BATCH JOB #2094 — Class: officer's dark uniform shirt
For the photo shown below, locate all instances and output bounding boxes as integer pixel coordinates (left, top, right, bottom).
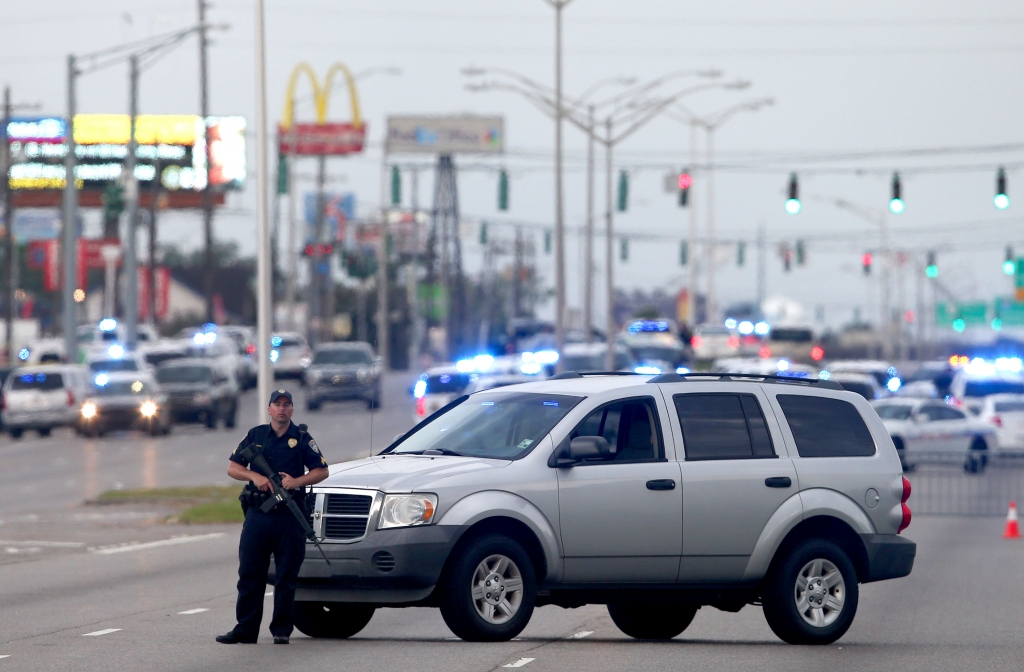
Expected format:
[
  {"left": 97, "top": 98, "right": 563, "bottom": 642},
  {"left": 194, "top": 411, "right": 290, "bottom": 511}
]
[{"left": 229, "top": 422, "right": 327, "bottom": 483}]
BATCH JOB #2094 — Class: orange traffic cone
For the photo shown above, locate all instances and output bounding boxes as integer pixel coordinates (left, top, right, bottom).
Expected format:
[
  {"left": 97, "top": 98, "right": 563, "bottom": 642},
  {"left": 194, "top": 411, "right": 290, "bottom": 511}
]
[{"left": 1004, "top": 501, "right": 1021, "bottom": 539}]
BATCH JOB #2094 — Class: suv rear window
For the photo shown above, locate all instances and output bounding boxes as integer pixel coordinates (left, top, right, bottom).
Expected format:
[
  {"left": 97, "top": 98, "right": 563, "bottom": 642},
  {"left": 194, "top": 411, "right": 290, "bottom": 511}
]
[
  {"left": 674, "top": 393, "right": 775, "bottom": 460},
  {"left": 426, "top": 373, "right": 471, "bottom": 394},
  {"left": 777, "top": 395, "right": 876, "bottom": 457},
  {"left": 10, "top": 372, "right": 65, "bottom": 391}
]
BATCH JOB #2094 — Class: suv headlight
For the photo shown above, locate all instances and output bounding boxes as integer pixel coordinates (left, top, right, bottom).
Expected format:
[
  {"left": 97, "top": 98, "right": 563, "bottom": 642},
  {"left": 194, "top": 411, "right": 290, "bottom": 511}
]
[
  {"left": 378, "top": 494, "right": 437, "bottom": 529},
  {"left": 194, "top": 393, "right": 212, "bottom": 405},
  {"left": 356, "top": 368, "right": 371, "bottom": 383}
]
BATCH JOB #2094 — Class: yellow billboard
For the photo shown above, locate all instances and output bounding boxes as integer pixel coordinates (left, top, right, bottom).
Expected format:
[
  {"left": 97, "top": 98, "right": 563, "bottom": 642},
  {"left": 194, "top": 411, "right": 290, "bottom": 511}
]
[{"left": 73, "top": 114, "right": 199, "bottom": 146}]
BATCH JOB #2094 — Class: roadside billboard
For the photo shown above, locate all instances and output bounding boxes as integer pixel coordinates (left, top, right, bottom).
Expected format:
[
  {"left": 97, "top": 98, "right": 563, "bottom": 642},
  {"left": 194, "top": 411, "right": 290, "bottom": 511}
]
[
  {"left": 385, "top": 115, "right": 504, "bottom": 155},
  {"left": 277, "top": 123, "right": 366, "bottom": 156}
]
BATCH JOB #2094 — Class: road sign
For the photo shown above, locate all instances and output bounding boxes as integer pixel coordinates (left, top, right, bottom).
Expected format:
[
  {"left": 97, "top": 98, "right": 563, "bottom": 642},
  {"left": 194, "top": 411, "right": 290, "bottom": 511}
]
[{"left": 277, "top": 123, "right": 366, "bottom": 156}]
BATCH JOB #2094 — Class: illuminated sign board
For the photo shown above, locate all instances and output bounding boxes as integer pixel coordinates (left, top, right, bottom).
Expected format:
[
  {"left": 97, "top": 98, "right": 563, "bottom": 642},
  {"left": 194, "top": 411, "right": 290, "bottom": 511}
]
[{"left": 5, "top": 114, "right": 246, "bottom": 192}]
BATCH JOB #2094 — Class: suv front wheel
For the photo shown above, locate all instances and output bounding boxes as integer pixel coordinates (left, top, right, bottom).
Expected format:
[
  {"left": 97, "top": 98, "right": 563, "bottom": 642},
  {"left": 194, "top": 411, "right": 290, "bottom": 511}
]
[
  {"left": 439, "top": 534, "right": 537, "bottom": 642},
  {"left": 762, "top": 539, "right": 859, "bottom": 645},
  {"left": 608, "top": 601, "right": 698, "bottom": 639},
  {"left": 293, "top": 602, "right": 375, "bottom": 638}
]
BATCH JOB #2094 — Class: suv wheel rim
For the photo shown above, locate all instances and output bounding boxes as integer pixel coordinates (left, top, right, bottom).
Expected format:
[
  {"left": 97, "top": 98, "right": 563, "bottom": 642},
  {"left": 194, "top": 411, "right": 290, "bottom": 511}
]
[
  {"left": 794, "top": 558, "right": 845, "bottom": 628},
  {"left": 470, "top": 554, "right": 523, "bottom": 624}
]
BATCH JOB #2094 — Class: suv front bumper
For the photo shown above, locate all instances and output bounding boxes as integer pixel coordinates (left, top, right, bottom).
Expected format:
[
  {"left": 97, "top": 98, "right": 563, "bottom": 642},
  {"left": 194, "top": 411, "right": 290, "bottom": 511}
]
[
  {"left": 860, "top": 534, "right": 916, "bottom": 583},
  {"left": 284, "top": 525, "right": 467, "bottom": 605}
]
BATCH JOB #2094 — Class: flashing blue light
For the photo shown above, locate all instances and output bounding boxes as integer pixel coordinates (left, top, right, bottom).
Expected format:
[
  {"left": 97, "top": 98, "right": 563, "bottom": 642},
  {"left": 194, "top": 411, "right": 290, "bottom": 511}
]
[
  {"left": 780, "top": 370, "right": 811, "bottom": 379},
  {"left": 534, "top": 350, "right": 559, "bottom": 365},
  {"left": 455, "top": 359, "right": 475, "bottom": 373},
  {"left": 724, "top": 318, "right": 738, "bottom": 330},
  {"left": 439, "top": 374, "right": 452, "bottom": 384},
  {"left": 754, "top": 321, "right": 770, "bottom": 336},
  {"left": 270, "top": 336, "right": 283, "bottom": 347},
  {"left": 542, "top": 401, "right": 559, "bottom": 407},
  {"left": 628, "top": 319, "right": 670, "bottom": 334},
  {"left": 413, "top": 380, "right": 427, "bottom": 398},
  {"left": 269, "top": 349, "right": 280, "bottom": 363},
  {"left": 98, "top": 318, "right": 117, "bottom": 332},
  {"left": 676, "top": 367, "right": 690, "bottom": 374},
  {"left": 777, "top": 359, "right": 791, "bottom": 372},
  {"left": 95, "top": 373, "right": 109, "bottom": 386},
  {"left": 995, "top": 357, "right": 1023, "bottom": 373},
  {"left": 474, "top": 354, "right": 495, "bottom": 372},
  {"left": 19, "top": 373, "right": 33, "bottom": 383},
  {"left": 17, "top": 348, "right": 29, "bottom": 361},
  {"left": 738, "top": 321, "right": 754, "bottom": 335},
  {"left": 202, "top": 322, "right": 217, "bottom": 332},
  {"left": 887, "top": 377, "right": 902, "bottom": 393},
  {"left": 887, "top": 366, "right": 898, "bottom": 377},
  {"left": 635, "top": 365, "right": 662, "bottom": 375},
  {"left": 819, "top": 370, "right": 831, "bottom": 380},
  {"left": 481, "top": 401, "right": 495, "bottom": 406},
  {"left": 520, "top": 362, "right": 542, "bottom": 375},
  {"left": 35, "top": 373, "right": 46, "bottom": 382},
  {"left": 107, "top": 344, "right": 125, "bottom": 359}
]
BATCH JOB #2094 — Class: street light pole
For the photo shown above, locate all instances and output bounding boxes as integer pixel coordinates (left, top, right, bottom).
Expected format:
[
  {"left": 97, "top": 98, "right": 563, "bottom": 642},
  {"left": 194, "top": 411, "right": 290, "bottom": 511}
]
[
  {"left": 583, "top": 103, "right": 594, "bottom": 343},
  {"left": 604, "top": 118, "right": 614, "bottom": 368},
  {"left": 62, "top": 55, "right": 78, "bottom": 363},
  {"left": 686, "top": 120, "right": 698, "bottom": 324},
  {"left": 254, "top": 0, "right": 273, "bottom": 416},
  {"left": 124, "top": 55, "right": 140, "bottom": 350}
]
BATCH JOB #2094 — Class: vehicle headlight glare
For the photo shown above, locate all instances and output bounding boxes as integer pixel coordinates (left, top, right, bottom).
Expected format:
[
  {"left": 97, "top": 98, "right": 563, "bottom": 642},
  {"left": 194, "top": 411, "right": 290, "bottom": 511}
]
[
  {"left": 81, "top": 403, "right": 97, "bottom": 419},
  {"left": 378, "top": 493, "right": 437, "bottom": 529},
  {"left": 140, "top": 401, "right": 157, "bottom": 417},
  {"left": 194, "top": 393, "right": 212, "bottom": 405},
  {"left": 356, "top": 368, "right": 371, "bottom": 383}
]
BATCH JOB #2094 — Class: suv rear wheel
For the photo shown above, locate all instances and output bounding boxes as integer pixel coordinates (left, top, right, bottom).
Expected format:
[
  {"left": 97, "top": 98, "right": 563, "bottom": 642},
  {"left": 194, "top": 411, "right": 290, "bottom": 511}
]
[
  {"left": 607, "top": 601, "right": 698, "bottom": 639},
  {"left": 439, "top": 534, "right": 537, "bottom": 642},
  {"left": 762, "top": 539, "right": 859, "bottom": 645},
  {"left": 293, "top": 602, "right": 375, "bottom": 638}
]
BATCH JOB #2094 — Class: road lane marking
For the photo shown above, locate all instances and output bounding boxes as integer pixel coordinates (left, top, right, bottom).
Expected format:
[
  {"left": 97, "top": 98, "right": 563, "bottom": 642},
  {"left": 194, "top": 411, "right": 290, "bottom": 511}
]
[
  {"left": 0, "top": 655, "right": 9, "bottom": 659},
  {"left": 178, "top": 608, "right": 209, "bottom": 615},
  {"left": 0, "top": 540, "right": 84, "bottom": 547},
  {"left": 503, "top": 659, "right": 535, "bottom": 668},
  {"left": 82, "top": 629, "right": 121, "bottom": 637},
  {"left": 90, "top": 533, "right": 224, "bottom": 555},
  {"left": 568, "top": 631, "right": 593, "bottom": 639}
]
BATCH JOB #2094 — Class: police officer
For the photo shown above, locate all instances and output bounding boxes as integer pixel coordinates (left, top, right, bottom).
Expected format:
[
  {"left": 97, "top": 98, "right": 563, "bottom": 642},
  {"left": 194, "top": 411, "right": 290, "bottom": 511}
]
[{"left": 217, "top": 389, "right": 329, "bottom": 645}]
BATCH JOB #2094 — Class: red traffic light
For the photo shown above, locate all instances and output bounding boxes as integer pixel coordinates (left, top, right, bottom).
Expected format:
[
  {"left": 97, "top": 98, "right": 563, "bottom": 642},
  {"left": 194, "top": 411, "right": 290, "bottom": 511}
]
[
  {"left": 304, "top": 243, "right": 335, "bottom": 257},
  {"left": 861, "top": 252, "right": 873, "bottom": 266},
  {"left": 678, "top": 173, "right": 693, "bottom": 190}
]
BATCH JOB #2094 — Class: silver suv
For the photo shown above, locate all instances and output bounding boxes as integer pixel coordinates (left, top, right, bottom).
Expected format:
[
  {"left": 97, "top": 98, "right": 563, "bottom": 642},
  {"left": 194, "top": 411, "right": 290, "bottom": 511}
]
[{"left": 292, "top": 372, "right": 915, "bottom": 645}]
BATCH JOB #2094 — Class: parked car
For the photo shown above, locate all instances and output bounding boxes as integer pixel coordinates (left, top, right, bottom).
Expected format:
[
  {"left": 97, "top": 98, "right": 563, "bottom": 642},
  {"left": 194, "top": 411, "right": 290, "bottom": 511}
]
[
  {"left": 949, "top": 369, "right": 1024, "bottom": 403},
  {"left": 187, "top": 334, "right": 250, "bottom": 390},
  {"left": 764, "top": 325, "right": 820, "bottom": 363},
  {"left": 79, "top": 372, "right": 172, "bottom": 437},
  {"left": 154, "top": 358, "right": 238, "bottom": 429},
  {"left": 412, "top": 366, "right": 474, "bottom": 425},
  {"left": 85, "top": 350, "right": 149, "bottom": 381},
  {"left": 973, "top": 393, "right": 1024, "bottom": 457},
  {"left": 559, "top": 343, "right": 636, "bottom": 373},
  {"left": 690, "top": 324, "right": 739, "bottom": 360},
  {"left": 871, "top": 398, "right": 995, "bottom": 472},
  {"left": 1, "top": 365, "right": 92, "bottom": 438},
  {"left": 270, "top": 332, "right": 311, "bottom": 380},
  {"left": 829, "top": 372, "right": 885, "bottom": 401},
  {"left": 619, "top": 333, "right": 690, "bottom": 374},
  {"left": 304, "top": 342, "right": 382, "bottom": 411},
  {"left": 826, "top": 360, "right": 897, "bottom": 392},
  {"left": 296, "top": 372, "right": 915, "bottom": 646},
  {"left": 219, "top": 326, "right": 259, "bottom": 389}
]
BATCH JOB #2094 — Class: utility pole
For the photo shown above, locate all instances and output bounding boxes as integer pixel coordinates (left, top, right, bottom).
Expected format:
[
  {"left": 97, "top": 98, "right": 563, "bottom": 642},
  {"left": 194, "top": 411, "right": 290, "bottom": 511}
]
[
  {"left": 123, "top": 55, "right": 140, "bottom": 350},
  {"left": 407, "top": 168, "right": 421, "bottom": 368},
  {"left": 285, "top": 129, "right": 297, "bottom": 330},
  {"left": 62, "top": 55, "right": 79, "bottom": 363},
  {"left": 513, "top": 227, "right": 524, "bottom": 318},
  {"left": 686, "top": 121, "right": 699, "bottom": 325},
  {"left": 254, "top": 0, "right": 273, "bottom": 417},
  {"left": 550, "top": 0, "right": 571, "bottom": 366},
  {"left": 377, "top": 151, "right": 390, "bottom": 368},
  {"left": 757, "top": 221, "right": 766, "bottom": 309},
  {"left": 705, "top": 126, "right": 717, "bottom": 323},
  {"left": 198, "top": 0, "right": 215, "bottom": 323},
  {"left": 147, "top": 159, "right": 161, "bottom": 325},
  {"left": 583, "top": 104, "right": 594, "bottom": 343},
  {"left": 2, "top": 87, "right": 12, "bottom": 363},
  {"left": 309, "top": 155, "right": 326, "bottom": 346},
  {"left": 604, "top": 117, "right": 615, "bottom": 369}
]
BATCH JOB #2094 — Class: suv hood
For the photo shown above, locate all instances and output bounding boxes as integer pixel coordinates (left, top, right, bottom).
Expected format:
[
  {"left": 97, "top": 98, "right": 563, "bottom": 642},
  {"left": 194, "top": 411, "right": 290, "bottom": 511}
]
[
  {"left": 159, "top": 382, "right": 207, "bottom": 393},
  {"left": 319, "top": 455, "right": 511, "bottom": 492}
]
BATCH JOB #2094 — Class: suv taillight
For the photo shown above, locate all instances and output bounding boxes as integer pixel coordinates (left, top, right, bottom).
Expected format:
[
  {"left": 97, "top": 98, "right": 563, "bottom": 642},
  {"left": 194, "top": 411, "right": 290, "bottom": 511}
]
[
  {"left": 898, "top": 476, "right": 912, "bottom": 534},
  {"left": 992, "top": 415, "right": 1003, "bottom": 427},
  {"left": 67, "top": 390, "right": 76, "bottom": 407}
]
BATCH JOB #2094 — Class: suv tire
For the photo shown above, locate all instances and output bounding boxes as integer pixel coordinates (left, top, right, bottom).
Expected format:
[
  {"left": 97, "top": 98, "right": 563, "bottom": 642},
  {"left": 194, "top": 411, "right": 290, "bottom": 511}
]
[
  {"left": 37, "top": 427, "right": 52, "bottom": 438},
  {"left": 205, "top": 410, "right": 218, "bottom": 430},
  {"left": 225, "top": 403, "right": 238, "bottom": 429},
  {"left": 8, "top": 428, "right": 23, "bottom": 439},
  {"left": 439, "top": 533, "right": 537, "bottom": 642},
  {"left": 293, "top": 602, "right": 375, "bottom": 638},
  {"left": 307, "top": 398, "right": 321, "bottom": 412},
  {"left": 607, "top": 601, "right": 698, "bottom": 639},
  {"left": 762, "top": 539, "right": 859, "bottom": 645}
]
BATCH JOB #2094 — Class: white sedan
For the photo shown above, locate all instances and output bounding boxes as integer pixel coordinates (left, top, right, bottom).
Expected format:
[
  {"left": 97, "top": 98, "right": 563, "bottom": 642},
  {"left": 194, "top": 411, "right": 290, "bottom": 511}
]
[
  {"left": 871, "top": 398, "right": 996, "bottom": 473},
  {"left": 972, "top": 394, "right": 1024, "bottom": 457}
]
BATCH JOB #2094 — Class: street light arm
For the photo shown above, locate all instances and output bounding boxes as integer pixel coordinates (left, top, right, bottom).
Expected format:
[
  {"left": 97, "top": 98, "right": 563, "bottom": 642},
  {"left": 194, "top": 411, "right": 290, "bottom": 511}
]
[
  {"left": 462, "top": 66, "right": 556, "bottom": 100},
  {"left": 610, "top": 81, "right": 736, "bottom": 144},
  {"left": 703, "top": 97, "right": 775, "bottom": 130},
  {"left": 591, "top": 69, "right": 722, "bottom": 113}
]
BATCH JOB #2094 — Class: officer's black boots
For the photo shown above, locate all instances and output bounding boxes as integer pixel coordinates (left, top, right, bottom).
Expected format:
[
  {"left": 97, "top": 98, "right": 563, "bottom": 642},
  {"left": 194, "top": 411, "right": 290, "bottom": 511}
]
[
  {"left": 274, "top": 636, "right": 289, "bottom": 644},
  {"left": 216, "top": 631, "right": 258, "bottom": 644}
]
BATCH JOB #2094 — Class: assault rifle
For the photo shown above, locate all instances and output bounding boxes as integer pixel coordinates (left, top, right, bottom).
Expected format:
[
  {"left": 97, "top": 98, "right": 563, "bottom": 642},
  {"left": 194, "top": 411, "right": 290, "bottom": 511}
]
[{"left": 237, "top": 423, "right": 331, "bottom": 565}]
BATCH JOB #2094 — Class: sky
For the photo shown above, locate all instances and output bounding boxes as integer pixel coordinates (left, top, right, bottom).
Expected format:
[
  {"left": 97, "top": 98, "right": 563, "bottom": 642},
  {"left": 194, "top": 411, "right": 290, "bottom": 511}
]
[{"left": 3, "top": 0, "right": 1024, "bottom": 333}]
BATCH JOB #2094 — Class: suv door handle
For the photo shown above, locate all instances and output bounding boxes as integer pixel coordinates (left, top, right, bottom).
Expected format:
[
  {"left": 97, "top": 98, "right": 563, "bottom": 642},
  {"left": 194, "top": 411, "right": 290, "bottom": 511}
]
[
  {"left": 765, "top": 477, "right": 792, "bottom": 488},
  {"left": 646, "top": 479, "right": 676, "bottom": 491}
]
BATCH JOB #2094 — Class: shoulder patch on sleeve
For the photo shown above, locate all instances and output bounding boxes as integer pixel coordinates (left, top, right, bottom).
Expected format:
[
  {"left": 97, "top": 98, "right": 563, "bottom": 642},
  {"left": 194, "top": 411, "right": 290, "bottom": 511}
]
[{"left": 308, "top": 439, "right": 321, "bottom": 454}]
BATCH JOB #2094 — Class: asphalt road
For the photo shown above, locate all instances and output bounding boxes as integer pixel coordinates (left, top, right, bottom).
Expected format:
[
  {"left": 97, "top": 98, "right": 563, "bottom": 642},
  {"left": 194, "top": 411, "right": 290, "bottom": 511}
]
[{"left": 1, "top": 375, "right": 1023, "bottom": 670}]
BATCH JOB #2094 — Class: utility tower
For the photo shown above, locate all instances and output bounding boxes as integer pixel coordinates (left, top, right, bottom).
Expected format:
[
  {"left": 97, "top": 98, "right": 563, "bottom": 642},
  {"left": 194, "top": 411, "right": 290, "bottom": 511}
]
[{"left": 427, "top": 155, "right": 464, "bottom": 359}]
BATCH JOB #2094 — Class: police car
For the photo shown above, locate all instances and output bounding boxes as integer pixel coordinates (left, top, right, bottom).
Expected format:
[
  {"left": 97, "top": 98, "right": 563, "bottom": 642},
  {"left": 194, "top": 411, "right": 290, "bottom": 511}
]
[{"left": 871, "top": 398, "right": 995, "bottom": 472}]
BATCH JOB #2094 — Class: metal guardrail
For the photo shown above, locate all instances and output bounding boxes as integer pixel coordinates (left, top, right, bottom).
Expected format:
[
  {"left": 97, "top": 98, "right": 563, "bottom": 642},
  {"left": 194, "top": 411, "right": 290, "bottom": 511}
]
[{"left": 906, "top": 454, "right": 1024, "bottom": 516}]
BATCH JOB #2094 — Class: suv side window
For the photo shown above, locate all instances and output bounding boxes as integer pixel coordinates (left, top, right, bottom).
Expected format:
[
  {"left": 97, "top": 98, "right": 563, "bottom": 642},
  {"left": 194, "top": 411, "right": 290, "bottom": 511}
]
[
  {"left": 776, "top": 394, "right": 876, "bottom": 457},
  {"left": 674, "top": 393, "right": 776, "bottom": 460},
  {"left": 570, "top": 397, "right": 662, "bottom": 463}
]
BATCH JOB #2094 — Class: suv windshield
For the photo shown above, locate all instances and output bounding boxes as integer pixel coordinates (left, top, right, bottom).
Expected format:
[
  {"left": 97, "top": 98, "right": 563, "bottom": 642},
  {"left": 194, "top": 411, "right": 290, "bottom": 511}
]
[
  {"left": 156, "top": 366, "right": 213, "bottom": 384},
  {"left": 387, "top": 392, "right": 582, "bottom": 459},
  {"left": 95, "top": 380, "right": 150, "bottom": 396},
  {"left": 313, "top": 349, "right": 372, "bottom": 366},
  {"left": 89, "top": 359, "right": 139, "bottom": 373},
  {"left": 145, "top": 351, "right": 185, "bottom": 366},
  {"left": 875, "top": 404, "right": 914, "bottom": 420},
  {"left": 10, "top": 372, "right": 64, "bottom": 391}
]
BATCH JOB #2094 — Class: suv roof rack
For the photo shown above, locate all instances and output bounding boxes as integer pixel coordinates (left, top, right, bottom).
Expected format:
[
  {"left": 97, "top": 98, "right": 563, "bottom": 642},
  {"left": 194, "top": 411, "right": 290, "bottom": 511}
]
[
  {"left": 645, "top": 371, "right": 844, "bottom": 390},
  {"left": 548, "top": 371, "right": 637, "bottom": 380}
]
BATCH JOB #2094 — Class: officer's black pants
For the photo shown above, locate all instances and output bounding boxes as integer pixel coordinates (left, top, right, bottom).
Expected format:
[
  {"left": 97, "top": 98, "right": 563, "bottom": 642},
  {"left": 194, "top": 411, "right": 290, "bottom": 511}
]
[{"left": 233, "top": 506, "right": 306, "bottom": 638}]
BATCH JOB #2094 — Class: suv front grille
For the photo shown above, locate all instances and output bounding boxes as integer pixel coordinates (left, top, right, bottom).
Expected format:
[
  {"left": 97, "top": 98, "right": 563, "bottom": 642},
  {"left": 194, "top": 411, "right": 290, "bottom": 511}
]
[
  {"left": 326, "top": 494, "right": 372, "bottom": 515},
  {"left": 324, "top": 517, "right": 368, "bottom": 540}
]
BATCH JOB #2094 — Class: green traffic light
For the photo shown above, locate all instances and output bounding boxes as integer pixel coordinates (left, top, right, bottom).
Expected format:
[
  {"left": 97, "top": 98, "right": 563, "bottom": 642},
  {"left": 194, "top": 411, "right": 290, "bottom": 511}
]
[
  {"left": 1003, "top": 260, "right": 1015, "bottom": 275},
  {"left": 926, "top": 264, "right": 938, "bottom": 278}
]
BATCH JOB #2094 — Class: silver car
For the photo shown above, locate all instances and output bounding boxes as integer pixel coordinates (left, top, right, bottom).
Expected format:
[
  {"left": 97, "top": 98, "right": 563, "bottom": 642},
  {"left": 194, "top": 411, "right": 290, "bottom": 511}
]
[
  {"left": 1, "top": 365, "right": 91, "bottom": 438},
  {"left": 293, "top": 372, "right": 915, "bottom": 646},
  {"left": 872, "top": 397, "right": 995, "bottom": 472}
]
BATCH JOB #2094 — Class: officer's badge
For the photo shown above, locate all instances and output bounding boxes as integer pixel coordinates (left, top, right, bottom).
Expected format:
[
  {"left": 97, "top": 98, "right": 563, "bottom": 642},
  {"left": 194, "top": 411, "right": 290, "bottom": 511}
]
[
  {"left": 288, "top": 438, "right": 298, "bottom": 448},
  {"left": 309, "top": 439, "right": 321, "bottom": 454}
]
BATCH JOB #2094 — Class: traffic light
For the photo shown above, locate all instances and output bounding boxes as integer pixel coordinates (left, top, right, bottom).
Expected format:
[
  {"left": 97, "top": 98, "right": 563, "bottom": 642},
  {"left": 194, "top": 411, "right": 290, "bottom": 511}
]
[
  {"left": 795, "top": 239, "right": 806, "bottom": 266},
  {"left": 498, "top": 169, "right": 509, "bottom": 211},
  {"left": 544, "top": 229, "right": 551, "bottom": 254},
  {"left": 303, "top": 243, "right": 335, "bottom": 257},
  {"left": 277, "top": 154, "right": 289, "bottom": 195},
  {"left": 926, "top": 251, "right": 938, "bottom": 278},
  {"left": 102, "top": 182, "right": 125, "bottom": 225},
  {"left": 785, "top": 173, "right": 801, "bottom": 215},
  {"left": 479, "top": 221, "right": 488, "bottom": 245},
  {"left": 889, "top": 172, "right": 905, "bottom": 214},
  {"left": 737, "top": 241, "right": 745, "bottom": 266},
  {"left": 390, "top": 165, "right": 401, "bottom": 205},
  {"left": 862, "top": 252, "right": 873, "bottom": 275},
  {"left": 780, "top": 243, "right": 792, "bottom": 272},
  {"left": 995, "top": 167, "right": 1009, "bottom": 210},
  {"left": 678, "top": 170, "right": 692, "bottom": 207},
  {"left": 620, "top": 237, "right": 629, "bottom": 262},
  {"left": 679, "top": 240, "right": 688, "bottom": 266},
  {"left": 1004, "top": 246, "right": 1015, "bottom": 275},
  {"left": 617, "top": 170, "right": 628, "bottom": 212}
]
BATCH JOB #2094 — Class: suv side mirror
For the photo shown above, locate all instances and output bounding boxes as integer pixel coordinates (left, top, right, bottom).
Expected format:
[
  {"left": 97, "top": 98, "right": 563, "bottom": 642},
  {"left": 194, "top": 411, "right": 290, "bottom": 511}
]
[{"left": 569, "top": 436, "right": 611, "bottom": 460}]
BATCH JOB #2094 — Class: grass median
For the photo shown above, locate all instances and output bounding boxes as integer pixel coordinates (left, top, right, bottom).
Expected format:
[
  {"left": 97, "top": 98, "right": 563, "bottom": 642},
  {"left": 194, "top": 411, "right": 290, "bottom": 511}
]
[{"left": 91, "top": 485, "right": 245, "bottom": 524}]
